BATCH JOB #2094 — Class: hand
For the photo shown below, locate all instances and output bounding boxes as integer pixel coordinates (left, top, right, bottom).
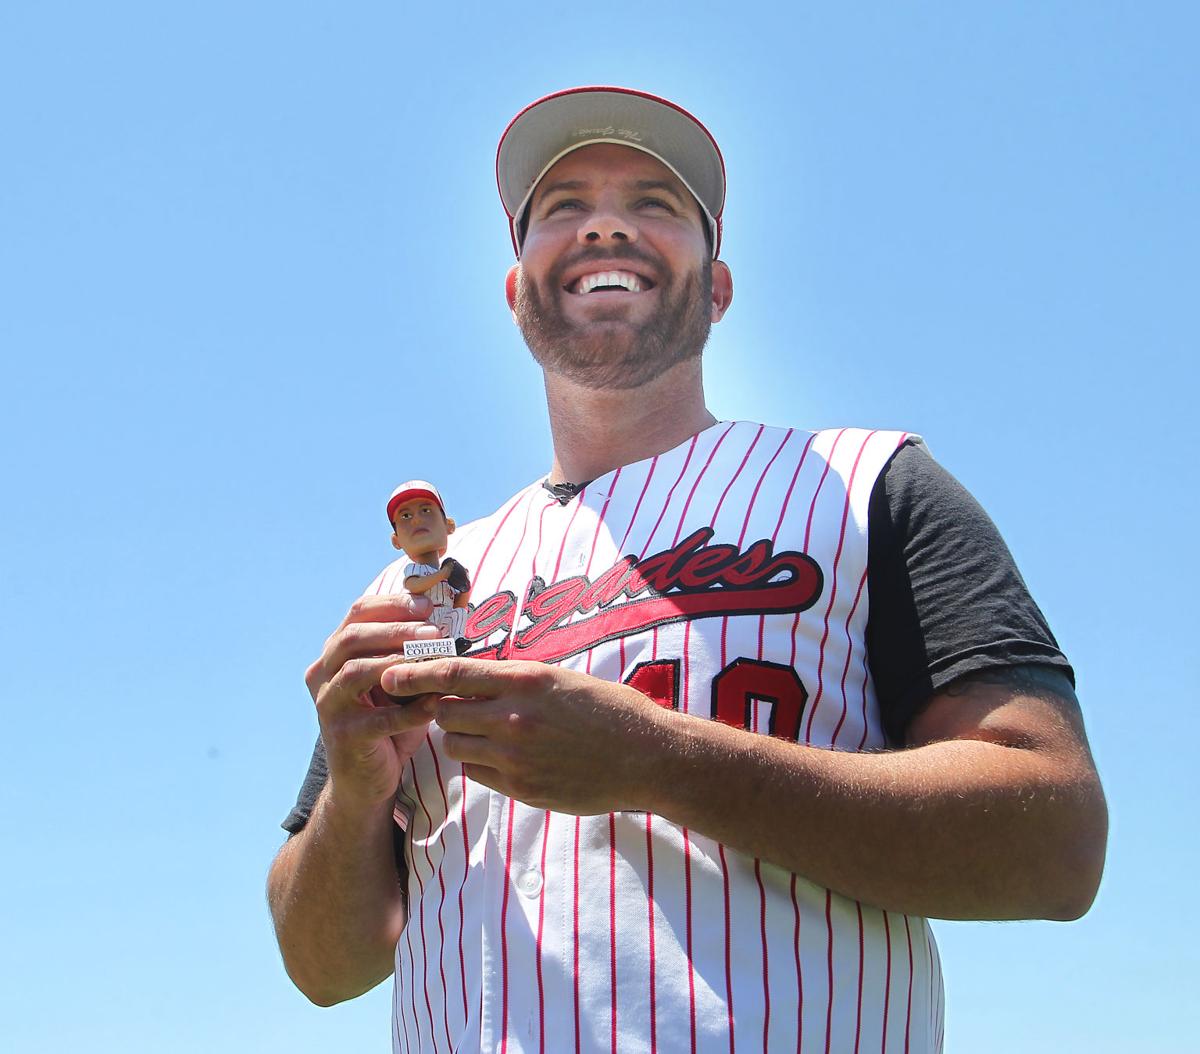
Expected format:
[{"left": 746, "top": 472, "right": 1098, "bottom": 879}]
[
  {"left": 380, "top": 659, "right": 669, "bottom": 814},
  {"left": 305, "top": 594, "right": 447, "bottom": 812}
]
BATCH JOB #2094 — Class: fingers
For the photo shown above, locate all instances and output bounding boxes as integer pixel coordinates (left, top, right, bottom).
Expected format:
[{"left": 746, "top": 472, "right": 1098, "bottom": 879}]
[
  {"left": 322, "top": 620, "right": 443, "bottom": 677},
  {"left": 381, "top": 657, "right": 550, "bottom": 701},
  {"left": 441, "top": 730, "right": 506, "bottom": 768},
  {"left": 337, "top": 593, "right": 432, "bottom": 630},
  {"left": 318, "top": 654, "right": 419, "bottom": 716},
  {"left": 306, "top": 593, "right": 441, "bottom": 698}
]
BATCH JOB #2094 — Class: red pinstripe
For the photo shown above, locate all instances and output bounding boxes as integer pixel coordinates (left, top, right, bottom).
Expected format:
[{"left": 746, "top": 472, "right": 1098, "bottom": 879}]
[
  {"left": 791, "top": 874, "right": 803, "bottom": 1054},
  {"left": 396, "top": 918, "right": 413, "bottom": 1054},
  {"left": 473, "top": 488, "right": 534, "bottom": 596},
  {"left": 454, "top": 768, "right": 471, "bottom": 1032},
  {"left": 743, "top": 428, "right": 794, "bottom": 542},
  {"left": 409, "top": 763, "right": 447, "bottom": 1054},
  {"left": 789, "top": 430, "right": 843, "bottom": 686},
  {"left": 533, "top": 491, "right": 586, "bottom": 1052},
  {"left": 755, "top": 859, "right": 770, "bottom": 1053},
  {"left": 675, "top": 423, "right": 746, "bottom": 1053},
  {"left": 420, "top": 736, "right": 456, "bottom": 1047},
  {"left": 804, "top": 430, "right": 877, "bottom": 744},
  {"left": 421, "top": 740, "right": 469, "bottom": 1034},
  {"left": 535, "top": 808, "right": 552, "bottom": 1054},
  {"left": 573, "top": 468, "right": 623, "bottom": 1054},
  {"left": 498, "top": 797, "right": 517, "bottom": 1054},
  {"left": 854, "top": 901, "right": 865, "bottom": 1054},
  {"left": 823, "top": 889, "right": 834, "bottom": 1054},
  {"left": 719, "top": 842, "right": 736, "bottom": 1054},
  {"left": 573, "top": 815, "right": 582, "bottom": 1054},
  {"left": 636, "top": 432, "right": 702, "bottom": 555},
  {"left": 403, "top": 826, "right": 425, "bottom": 1054},
  {"left": 881, "top": 910, "right": 892, "bottom": 1054},
  {"left": 437, "top": 497, "right": 535, "bottom": 1054},
  {"left": 925, "top": 922, "right": 936, "bottom": 1049},
  {"left": 903, "top": 915, "right": 914, "bottom": 1054},
  {"left": 683, "top": 619, "right": 697, "bottom": 1054},
  {"left": 856, "top": 648, "right": 873, "bottom": 751},
  {"left": 617, "top": 457, "right": 659, "bottom": 553},
  {"left": 604, "top": 438, "right": 701, "bottom": 1052},
  {"left": 830, "top": 567, "right": 870, "bottom": 749},
  {"left": 672, "top": 422, "right": 736, "bottom": 540},
  {"left": 646, "top": 812, "right": 658, "bottom": 1054},
  {"left": 712, "top": 423, "right": 764, "bottom": 527},
  {"left": 609, "top": 811, "right": 618, "bottom": 1054},
  {"left": 489, "top": 492, "right": 547, "bottom": 1051},
  {"left": 497, "top": 495, "right": 546, "bottom": 659}
]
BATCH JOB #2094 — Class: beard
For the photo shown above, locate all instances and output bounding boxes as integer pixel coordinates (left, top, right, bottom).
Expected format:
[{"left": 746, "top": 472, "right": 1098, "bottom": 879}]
[{"left": 513, "top": 248, "right": 713, "bottom": 391}]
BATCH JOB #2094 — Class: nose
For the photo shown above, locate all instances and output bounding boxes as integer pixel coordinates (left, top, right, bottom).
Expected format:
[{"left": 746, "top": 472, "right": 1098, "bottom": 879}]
[{"left": 578, "top": 201, "right": 638, "bottom": 247}]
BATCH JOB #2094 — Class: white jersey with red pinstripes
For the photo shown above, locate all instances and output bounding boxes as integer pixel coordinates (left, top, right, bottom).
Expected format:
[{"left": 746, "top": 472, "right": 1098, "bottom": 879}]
[{"left": 368, "top": 422, "right": 945, "bottom": 1054}]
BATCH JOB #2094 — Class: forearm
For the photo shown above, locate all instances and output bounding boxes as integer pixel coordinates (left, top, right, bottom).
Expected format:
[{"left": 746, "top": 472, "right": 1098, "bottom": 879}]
[
  {"left": 267, "top": 787, "right": 407, "bottom": 1005},
  {"left": 636, "top": 709, "right": 1106, "bottom": 921}
]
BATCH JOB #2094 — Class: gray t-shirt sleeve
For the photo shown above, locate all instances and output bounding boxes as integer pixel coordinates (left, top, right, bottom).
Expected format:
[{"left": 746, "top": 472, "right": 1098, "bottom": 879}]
[{"left": 865, "top": 440, "right": 1074, "bottom": 744}]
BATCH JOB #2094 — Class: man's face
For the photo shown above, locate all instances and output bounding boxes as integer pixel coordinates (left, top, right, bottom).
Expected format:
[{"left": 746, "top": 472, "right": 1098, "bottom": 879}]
[
  {"left": 390, "top": 498, "right": 450, "bottom": 559},
  {"left": 510, "top": 143, "right": 729, "bottom": 391}
]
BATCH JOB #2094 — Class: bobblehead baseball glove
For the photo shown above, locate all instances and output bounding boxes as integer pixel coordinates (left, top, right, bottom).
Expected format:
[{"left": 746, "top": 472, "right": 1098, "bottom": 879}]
[{"left": 441, "top": 557, "right": 471, "bottom": 593}]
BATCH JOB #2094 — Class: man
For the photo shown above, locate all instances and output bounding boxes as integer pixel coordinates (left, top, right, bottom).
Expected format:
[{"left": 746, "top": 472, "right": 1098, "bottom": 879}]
[{"left": 269, "top": 87, "right": 1107, "bottom": 1053}]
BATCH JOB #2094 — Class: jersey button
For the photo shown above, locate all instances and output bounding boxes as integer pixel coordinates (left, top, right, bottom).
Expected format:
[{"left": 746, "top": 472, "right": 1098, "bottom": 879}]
[{"left": 517, "top": 868, "right": 543, "bottom": 897}]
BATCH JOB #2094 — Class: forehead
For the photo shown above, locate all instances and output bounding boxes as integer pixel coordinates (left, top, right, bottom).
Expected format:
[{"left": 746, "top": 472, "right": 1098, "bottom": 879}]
[{"left": 532, "top": 142, "right": 692, "bottom": 202}]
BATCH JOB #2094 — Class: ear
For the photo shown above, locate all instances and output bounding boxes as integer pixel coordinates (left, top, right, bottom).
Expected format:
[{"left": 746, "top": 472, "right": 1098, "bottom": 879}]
[
  {"left": 445, "top": 517, "right": 456, "bottom": 535},
  {"left": 710, "top": 260, "right": 734, "bottom": 323},
  {"left": 391, "top": 533, "right": 402, "bottom": 551},
  {"left": 505, "top": 264, "right": 521, "bottom": 321}
]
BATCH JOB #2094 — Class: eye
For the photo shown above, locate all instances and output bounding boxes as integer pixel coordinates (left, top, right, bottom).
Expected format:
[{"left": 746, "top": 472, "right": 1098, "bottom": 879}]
[
  {"left": 547, "top": 199, "right": 584, "bottom": 214},
  {"left": 637, "top": 197, "right": 675, "bottom": 213}
]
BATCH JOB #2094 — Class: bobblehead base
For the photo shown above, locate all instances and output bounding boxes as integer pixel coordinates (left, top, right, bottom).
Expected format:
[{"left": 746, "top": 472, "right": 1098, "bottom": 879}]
[{"left": 401, "top": 637, "right": 458, "bottom": 662}]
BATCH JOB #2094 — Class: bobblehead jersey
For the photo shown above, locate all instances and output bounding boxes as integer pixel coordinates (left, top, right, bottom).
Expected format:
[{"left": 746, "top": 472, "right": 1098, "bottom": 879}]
[{"left": 369, "top": 422, "right": 944, "bottom": 1054}]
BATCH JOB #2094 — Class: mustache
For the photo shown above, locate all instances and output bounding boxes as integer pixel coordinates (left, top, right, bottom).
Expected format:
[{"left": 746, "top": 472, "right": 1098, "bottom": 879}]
[{"left": 547, "top": 244, "right": 661, "bottom": 286}]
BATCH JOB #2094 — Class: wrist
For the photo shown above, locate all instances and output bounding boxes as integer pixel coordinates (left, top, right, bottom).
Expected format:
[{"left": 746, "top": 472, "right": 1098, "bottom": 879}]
[{"left": 319, "top": 780, "right": 398, "bottom": 835}]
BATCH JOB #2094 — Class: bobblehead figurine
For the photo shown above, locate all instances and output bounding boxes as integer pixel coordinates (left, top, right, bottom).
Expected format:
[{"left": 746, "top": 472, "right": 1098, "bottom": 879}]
[{"left": 386, "top": 480, "right": 472, "bottom": 660}]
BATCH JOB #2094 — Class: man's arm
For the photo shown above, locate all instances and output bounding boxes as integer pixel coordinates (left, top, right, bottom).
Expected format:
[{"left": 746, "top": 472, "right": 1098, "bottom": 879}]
[
  {"left": 384, "top": 658, "right": 1107, "bottom": 922},
  {"left": 267, "top": 594, "right": 441, "bottom": 1005},
  {"left": 268, "top": 789, "right": 408, "bottom": 1005}
]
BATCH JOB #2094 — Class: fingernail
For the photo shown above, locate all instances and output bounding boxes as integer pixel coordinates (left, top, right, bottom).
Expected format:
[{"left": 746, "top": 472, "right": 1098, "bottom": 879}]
[
  {"left": 409, "top": 596, "right": 432, "bottom": 614},
  {"left": 415, "top": 625, "right": 442, "bottom": 639}
]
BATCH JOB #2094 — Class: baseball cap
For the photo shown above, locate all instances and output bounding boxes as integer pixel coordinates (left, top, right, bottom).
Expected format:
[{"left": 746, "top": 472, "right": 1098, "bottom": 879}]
[
  {"left": 387, "top": 480, "right": 445, "bottom": 525},
  {"left": 496, "top": 86, "right": 726, "bottom": 259}
]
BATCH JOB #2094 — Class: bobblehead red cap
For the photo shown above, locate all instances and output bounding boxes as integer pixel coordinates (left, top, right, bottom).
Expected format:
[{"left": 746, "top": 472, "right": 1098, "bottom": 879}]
[
  {"left": 496, "top": 86, "right": 726, "bottom": 259},
  {"left": 387, "top": 480, "right": 445, "bottom": 525}
]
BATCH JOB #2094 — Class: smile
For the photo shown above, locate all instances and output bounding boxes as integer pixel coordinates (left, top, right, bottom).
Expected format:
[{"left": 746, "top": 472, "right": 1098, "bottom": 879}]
[{"left": 566, "top": 269, "right": 655, "bottom": 295}]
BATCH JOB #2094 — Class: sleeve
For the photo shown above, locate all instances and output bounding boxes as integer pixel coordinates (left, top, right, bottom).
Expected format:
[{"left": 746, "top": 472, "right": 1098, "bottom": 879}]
[
  {"left": 281, "top": 735, "right": 328, "bottom": 835},
  {"left": 866, "top": 440, "right": 1074, "bottom": 744}
]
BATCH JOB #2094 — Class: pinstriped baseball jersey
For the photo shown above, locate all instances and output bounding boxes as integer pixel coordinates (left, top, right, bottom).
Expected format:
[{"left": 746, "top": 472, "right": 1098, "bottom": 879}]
[{"left": 368, "top": 421, "right": 945, "bottom": 1054}]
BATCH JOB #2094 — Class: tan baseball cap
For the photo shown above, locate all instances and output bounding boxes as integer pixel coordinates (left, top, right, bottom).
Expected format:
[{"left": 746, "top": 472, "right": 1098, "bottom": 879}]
[{"left": 496, "top": 86, "right": 726, "bottom": 260}]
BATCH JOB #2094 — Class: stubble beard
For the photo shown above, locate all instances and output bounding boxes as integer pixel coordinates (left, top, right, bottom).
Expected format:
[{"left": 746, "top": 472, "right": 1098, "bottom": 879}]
[{"left": 513, "top": 252, "right": 713, "bottom": 391}]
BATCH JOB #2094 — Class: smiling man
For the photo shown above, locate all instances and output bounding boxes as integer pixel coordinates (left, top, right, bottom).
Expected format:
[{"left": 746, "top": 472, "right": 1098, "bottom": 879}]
[{"left": 269, "top": 87, "right": 1107, "bottom": 1054}]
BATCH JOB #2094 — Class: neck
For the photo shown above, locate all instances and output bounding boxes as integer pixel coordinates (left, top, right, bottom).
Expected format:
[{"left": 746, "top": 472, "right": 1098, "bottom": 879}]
[{"left": 543, "top": 358, "right": 716, "bottom": 484}]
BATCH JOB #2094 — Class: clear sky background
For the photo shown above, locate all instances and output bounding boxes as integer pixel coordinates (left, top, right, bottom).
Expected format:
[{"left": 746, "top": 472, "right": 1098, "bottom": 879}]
[{"left": 2, "top": 3, "right": 1196, "bottom": 1051}]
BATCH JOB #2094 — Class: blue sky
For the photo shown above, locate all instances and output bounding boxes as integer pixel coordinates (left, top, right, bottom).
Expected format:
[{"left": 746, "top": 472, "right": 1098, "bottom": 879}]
[{"left": 2, "top": 3, "right": 1196, "bottom": 1051}]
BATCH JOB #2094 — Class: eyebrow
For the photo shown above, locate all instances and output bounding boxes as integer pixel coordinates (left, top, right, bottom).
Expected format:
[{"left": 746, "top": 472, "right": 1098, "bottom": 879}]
[{"left": 533, "top": 177, "right": 688, "bottom": 208}]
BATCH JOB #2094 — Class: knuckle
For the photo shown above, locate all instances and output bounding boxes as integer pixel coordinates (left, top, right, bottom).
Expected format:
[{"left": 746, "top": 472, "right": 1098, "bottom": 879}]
[{"left": 341, "top": 657, "right": 372, "bottom": 683}]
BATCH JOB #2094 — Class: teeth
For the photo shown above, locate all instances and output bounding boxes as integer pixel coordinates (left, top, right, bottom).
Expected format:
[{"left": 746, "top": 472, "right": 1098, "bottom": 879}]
[{"left": 578, "top": 270, "right": 643, "bottom": 294}]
